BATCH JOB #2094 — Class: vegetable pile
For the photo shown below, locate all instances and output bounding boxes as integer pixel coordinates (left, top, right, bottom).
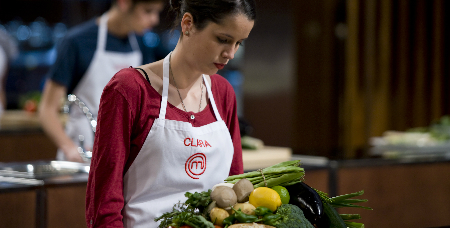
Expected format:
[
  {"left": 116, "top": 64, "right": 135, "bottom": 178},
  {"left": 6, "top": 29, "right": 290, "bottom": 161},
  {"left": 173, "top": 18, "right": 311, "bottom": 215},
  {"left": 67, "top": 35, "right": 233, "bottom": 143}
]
[{"left": 155, "top": 160, "right": 372, "bottom": 228}]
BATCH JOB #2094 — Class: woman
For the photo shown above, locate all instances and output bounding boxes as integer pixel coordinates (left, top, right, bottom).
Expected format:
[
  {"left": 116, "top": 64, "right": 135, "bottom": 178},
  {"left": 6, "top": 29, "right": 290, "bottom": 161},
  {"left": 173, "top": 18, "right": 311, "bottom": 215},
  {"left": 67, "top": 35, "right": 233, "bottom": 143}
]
[
  {"left": 86, "top": 0, "right": 256, "bottom": 227},
  {"left": 38, "top": 0, "right": 164, "bottom": 162}
]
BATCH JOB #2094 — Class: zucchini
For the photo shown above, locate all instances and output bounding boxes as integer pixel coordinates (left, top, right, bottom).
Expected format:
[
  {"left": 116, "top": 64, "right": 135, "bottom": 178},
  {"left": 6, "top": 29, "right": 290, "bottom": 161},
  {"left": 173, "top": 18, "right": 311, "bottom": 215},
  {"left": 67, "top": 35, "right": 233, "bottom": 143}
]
[{"left": 322, "top": 200, "right": 346, "bottom": 228}]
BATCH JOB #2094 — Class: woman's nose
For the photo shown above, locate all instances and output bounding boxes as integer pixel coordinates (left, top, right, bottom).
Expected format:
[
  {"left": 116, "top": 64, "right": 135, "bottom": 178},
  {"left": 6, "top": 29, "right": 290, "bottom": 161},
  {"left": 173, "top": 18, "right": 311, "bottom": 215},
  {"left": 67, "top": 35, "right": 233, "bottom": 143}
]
[{"left": 223, "top": 46, "right": 237, "bottom": 60}]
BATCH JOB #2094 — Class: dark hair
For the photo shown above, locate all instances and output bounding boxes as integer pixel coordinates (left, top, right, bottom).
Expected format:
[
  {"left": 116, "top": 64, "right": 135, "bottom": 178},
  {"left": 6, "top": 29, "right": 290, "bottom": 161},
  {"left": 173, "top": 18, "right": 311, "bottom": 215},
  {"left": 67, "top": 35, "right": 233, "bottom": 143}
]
[
  {"left": 112, "top": 0, "right": 164, "bottom": 6},
  {"left": 169, "top": 0, "right": 256, "bottom": 30}
]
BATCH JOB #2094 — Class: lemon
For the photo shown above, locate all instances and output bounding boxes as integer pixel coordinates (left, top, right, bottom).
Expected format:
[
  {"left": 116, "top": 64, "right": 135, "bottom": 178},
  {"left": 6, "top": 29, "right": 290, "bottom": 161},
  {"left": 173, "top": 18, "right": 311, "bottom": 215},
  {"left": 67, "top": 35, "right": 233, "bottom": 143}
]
[
  {"left": 248, "top": 187, "right": 282, "bottom": 211},
  {"left": 271, "top": 186, "right": 290, "bottom": 204}
]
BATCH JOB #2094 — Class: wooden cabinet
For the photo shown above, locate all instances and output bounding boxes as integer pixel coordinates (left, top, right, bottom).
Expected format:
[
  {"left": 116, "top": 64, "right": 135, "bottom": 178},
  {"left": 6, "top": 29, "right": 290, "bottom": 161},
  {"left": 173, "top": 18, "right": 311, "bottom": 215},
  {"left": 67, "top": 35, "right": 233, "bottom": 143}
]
[
  {"left": 46, "top": 184, "right": 87, "bottom": 228},
  {"left": 0, "top": 183, "right": 87, "bottom": 228},
  {"left": 337, "top": 162, "right": 450, "bottom": 228},
  {"left": 0, "top": 190, "right": 36, "bottom": 228}
]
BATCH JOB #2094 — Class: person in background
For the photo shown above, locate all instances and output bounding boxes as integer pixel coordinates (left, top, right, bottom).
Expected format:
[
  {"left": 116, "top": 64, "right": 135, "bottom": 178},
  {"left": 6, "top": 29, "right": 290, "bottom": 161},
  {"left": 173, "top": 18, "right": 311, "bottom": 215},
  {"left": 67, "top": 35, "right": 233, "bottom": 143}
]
[
  {"left": 38, "top": 0, "right": 164, "bottom": 162},
  {"left": 85, "top": 0, "right": 256, "bottom": 226},
  {"left": 0, "top": 29, "right": 19, "bottom": 119}
]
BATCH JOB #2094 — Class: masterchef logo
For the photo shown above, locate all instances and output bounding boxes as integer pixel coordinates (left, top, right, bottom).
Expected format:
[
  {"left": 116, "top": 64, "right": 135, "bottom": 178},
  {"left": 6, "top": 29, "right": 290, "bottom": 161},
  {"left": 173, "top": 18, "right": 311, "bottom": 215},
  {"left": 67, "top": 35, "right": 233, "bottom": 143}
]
[
  {"left": 185, "top": 153, "right": 207, "bottom": 179},
  {"left": 184, "top": 138, "right": 212, "bottom": 147}
]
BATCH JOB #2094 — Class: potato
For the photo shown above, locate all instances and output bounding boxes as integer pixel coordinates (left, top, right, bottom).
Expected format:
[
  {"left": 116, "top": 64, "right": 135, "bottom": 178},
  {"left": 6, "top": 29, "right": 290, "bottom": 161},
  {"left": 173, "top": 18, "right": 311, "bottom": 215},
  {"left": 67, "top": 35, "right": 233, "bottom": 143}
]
[
  {"left": 211, "top": 182, "right": 235, "bottom": 192},
  {"left": 231, "top": 203, "right": 256, "bottom": 215},
  {"left": 209, "top": 207, "right": 230, "bottom": 226},
  {"left": 211, "top": 186, "right": 237, "bottom": 208},
  {"left": 232, "top": 178, "right": 254, "bottom": 203}
]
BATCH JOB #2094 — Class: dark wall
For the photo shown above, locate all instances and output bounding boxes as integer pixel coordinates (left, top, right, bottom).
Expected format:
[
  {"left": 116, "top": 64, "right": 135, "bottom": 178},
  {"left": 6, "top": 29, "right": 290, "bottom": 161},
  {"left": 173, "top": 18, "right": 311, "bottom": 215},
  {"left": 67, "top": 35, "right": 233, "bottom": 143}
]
[{"left": 242, "top": 0, "right": 345, "bottom": 158}]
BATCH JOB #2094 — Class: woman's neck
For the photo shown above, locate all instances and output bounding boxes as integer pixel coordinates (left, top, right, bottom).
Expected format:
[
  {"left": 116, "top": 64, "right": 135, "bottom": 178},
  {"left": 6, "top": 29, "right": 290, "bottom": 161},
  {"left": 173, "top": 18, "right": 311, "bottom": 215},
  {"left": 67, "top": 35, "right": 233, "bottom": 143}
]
[{"left": 169, "top": 48, "right": 203, "bottom": 89}]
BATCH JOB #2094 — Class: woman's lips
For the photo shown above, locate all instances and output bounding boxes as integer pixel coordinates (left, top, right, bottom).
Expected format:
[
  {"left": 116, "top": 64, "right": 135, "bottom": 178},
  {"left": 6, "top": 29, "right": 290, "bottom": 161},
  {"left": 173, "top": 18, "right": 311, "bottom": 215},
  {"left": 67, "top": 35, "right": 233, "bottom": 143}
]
[{"left": 214, "top": 63, "right": 225, "bottom": 70}]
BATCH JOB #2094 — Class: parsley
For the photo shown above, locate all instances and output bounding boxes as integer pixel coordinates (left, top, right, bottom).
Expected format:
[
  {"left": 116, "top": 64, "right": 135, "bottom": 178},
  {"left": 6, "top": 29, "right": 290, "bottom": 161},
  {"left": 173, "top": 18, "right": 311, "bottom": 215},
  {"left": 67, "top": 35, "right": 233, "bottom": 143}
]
[{"left": 155, "top": 190, "right": 214, "bottom": 228}]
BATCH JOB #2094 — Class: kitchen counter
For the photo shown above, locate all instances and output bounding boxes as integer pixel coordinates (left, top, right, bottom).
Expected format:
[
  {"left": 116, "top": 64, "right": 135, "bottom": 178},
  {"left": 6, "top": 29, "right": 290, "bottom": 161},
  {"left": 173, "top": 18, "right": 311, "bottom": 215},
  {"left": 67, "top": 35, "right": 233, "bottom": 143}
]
[
  {"left": 2, "top": 110, "right": 449, "bottom": 227},
  {"left": 0, "top": 160, "right": 89, "bottom": 228},
  {"left": 2, "top": 157, "right": 450, "bottom": 228},
  {"left": 0, "top": 110, "right": 42, "bottom": 132}
]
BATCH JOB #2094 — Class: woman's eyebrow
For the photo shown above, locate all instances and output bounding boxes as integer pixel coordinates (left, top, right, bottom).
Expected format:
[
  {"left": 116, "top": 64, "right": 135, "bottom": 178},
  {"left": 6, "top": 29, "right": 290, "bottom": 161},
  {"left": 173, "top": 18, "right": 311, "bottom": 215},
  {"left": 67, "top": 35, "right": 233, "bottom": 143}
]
[
  {"left": 218, "top": 33, "right": 234, "bottom": 39},
  {"left": 219, "top": 33, "right": 248, "bottom": 41}
]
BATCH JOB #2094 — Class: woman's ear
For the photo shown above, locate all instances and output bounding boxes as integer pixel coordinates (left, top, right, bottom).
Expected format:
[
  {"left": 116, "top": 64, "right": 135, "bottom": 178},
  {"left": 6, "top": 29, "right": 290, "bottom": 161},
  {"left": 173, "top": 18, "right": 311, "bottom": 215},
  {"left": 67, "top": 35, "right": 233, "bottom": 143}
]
[{"left": 181, "top": 13, "right": 194, "bottom": 36}]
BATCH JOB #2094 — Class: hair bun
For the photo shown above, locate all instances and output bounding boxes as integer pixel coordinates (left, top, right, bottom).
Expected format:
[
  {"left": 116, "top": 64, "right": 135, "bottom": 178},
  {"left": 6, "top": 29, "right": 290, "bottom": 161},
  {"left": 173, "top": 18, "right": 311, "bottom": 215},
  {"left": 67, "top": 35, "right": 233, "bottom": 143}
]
[{"left": 169, "top": 0, "right": 182, "bottom": 11}]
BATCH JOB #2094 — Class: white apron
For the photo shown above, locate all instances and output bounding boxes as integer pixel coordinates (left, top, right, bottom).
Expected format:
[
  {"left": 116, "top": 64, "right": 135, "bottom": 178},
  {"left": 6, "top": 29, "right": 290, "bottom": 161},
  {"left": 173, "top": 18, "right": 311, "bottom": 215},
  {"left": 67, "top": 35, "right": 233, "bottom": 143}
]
[
  {"left": 122, "top": 53, "right": 234, "bottom": 227},
  {"left": 57, "top": 13, "right": 142, "bottom": 160}
]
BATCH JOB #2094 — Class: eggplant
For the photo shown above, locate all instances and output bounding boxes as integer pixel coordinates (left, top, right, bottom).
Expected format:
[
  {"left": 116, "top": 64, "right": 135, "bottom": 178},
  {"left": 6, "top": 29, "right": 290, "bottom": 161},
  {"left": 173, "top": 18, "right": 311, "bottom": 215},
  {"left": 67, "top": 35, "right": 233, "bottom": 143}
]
[{"left": 285, "top": 182, "right": 330, "bottom": 228}]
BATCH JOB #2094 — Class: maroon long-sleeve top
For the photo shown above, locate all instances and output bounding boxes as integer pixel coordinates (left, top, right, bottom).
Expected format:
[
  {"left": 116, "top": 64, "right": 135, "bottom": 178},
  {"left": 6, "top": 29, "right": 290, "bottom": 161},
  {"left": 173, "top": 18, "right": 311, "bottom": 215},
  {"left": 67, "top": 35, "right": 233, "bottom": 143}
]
[{"left": 85, "top": 67, "right": 243, "bottom": 227}]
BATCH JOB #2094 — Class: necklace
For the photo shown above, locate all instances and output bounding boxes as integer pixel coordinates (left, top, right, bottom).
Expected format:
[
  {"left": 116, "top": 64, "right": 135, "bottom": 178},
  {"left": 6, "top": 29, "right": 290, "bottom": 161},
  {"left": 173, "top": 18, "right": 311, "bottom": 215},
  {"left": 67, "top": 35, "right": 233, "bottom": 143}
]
[{"left": 169, "top": 54, "right": 204, "bottom": 120}]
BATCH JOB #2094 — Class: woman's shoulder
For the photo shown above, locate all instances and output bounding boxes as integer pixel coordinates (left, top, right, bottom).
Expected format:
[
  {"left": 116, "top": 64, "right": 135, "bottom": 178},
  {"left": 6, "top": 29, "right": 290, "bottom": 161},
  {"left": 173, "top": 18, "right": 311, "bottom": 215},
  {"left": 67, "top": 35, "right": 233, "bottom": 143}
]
[
  {"left": 106, "top": 67, "right": 147, "bottom": 92},
  {"left": 210, "top": 74, "right": 235, "bottom": 97}
]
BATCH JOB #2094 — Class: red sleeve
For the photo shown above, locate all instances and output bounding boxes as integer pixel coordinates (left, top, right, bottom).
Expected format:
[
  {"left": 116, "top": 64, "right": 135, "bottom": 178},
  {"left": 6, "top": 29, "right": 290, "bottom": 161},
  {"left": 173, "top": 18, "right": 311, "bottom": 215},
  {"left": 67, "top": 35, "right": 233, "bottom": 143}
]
[{"left": 86, "top": 73, "right": 136, "bottom": 228}]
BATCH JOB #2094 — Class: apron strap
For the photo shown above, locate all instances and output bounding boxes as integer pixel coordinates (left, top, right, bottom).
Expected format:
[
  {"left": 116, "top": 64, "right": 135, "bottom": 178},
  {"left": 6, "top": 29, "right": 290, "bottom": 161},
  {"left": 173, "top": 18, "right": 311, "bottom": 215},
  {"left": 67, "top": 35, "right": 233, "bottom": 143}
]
[
  {"left": 98, "top": 13, "right": 140, "bottom": 53},
  {"left": 159, "top": 53, "right": 171, "bottom": 120},
  {"left": 203, "top": 75, "right": 223, "bottom": 122},
  {"left": 97, "top": 14, "right": 108, "bottom": 52},
  {"left": 128, "top": 32, "right": 140, "bottom": 52}
]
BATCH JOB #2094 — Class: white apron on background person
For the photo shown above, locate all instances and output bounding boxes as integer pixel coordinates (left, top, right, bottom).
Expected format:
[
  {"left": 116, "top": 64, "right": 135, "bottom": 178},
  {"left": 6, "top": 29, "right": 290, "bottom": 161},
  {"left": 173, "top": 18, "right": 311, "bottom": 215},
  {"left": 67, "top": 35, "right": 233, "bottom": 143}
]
[
  {"left": 57, "top": 13, "right": 142, "bottom": 160},
  {"left": 0, "top": 45, "right": 7, "bottom": 119},
  {"left": 121, "top": 53, "right": 234, "bottom": 227}
]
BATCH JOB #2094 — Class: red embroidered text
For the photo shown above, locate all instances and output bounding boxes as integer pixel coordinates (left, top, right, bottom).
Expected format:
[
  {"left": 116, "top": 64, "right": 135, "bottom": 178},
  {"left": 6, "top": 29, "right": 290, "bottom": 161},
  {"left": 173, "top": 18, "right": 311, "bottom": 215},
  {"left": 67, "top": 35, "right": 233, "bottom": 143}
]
[{"left": 184, "top": 138, "right": 212, "bottom": 147}]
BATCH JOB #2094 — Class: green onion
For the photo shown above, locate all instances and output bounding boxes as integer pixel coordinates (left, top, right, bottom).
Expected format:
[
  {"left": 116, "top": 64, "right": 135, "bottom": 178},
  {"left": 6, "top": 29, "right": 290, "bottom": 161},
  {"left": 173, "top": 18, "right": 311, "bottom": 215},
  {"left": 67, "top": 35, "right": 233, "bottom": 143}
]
[
  {"left": 340, "top": 214, "right": 362, "bottom": 220},
  {"left": 225, "top": 160, "right": 305, "bottom": 188}
]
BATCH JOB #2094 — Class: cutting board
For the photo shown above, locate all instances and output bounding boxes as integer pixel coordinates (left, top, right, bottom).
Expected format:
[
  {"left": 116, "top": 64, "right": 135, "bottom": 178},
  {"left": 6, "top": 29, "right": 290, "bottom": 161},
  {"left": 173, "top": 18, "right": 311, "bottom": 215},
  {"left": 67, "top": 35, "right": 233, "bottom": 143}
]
[
  {"left": 242, "top": 146, "right": 292, "bottom": 171},
  {"left": 0, "top": 110, "right": 67, "bottom": 131}
]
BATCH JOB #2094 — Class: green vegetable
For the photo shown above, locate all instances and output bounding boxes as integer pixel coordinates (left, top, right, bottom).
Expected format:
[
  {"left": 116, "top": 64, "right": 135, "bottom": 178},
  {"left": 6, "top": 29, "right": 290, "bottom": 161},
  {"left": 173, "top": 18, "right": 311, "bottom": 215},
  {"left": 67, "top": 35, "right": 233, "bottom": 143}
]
[
  {"left": 155, "top": 203, "right": 214, "bottom": 228},
  {"left": 270, "top": 204, "right": 315, "bottom": 228},
  {"left": 231, "top": 207, "right": 261, "bottom": 223},
  {"left": 315, "top": 189, "right": 372, "bottom": 228},
  {"left": 317, "top": 189, "right": 372, "bottom": 210},
  {"left": 322, "top": 200, "right": 346, "bottom": 228},
  {"left": 185, "top": 190, "right": 213, "bottom": 213},
  {"left": 253, "top": 172, "right": 304, "bottom": 188},
  {"left": 222, "top": 214, "right": 235, "bottom": 228},
  {"left": 254, "top": 206, "right": 273, "bottom": 216},
  {"left": 225, "top": 160, "right": 305, "bottom": 188},
  {"left": 339, "top": 214, "right": 362, "bottom": 220},
  {"left": 261, "top": 213, "right": 282, "bottom": 226},
  {"left": 155, "top": 190, "right": 214, "bottom": 228},
  {"left": 184, "top": 215, "right": 215, "bottom": 228}
]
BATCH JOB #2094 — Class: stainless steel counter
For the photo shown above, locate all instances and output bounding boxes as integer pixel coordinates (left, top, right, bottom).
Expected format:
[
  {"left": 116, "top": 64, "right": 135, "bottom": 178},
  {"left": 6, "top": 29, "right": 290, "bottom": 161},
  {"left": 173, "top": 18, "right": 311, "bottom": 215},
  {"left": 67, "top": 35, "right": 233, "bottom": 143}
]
[{"left": 0, "top": 160, "right": 89, "bottom": 228}]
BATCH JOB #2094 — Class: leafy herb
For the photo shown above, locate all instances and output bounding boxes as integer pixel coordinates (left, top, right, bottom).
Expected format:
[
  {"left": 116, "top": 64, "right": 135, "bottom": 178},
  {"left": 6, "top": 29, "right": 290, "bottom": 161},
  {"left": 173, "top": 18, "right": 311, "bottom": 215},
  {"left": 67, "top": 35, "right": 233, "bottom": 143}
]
[
  {"left": 155, "top": 202, "right": 195, "bottom": 228},
  {"left": 185, "top": 190, "right": 212, "bottom": 210},
  {"left": 155, "top": 190, "right": 215, "bottom": 228}
]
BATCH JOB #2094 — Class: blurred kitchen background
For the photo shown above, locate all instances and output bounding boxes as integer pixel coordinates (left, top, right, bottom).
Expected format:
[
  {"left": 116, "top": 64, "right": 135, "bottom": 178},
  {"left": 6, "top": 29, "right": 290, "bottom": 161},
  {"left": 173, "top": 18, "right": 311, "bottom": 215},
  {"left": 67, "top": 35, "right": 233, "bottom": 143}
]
[{"left": 1, "top": 0, "right": 450, "bottom": 228}]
